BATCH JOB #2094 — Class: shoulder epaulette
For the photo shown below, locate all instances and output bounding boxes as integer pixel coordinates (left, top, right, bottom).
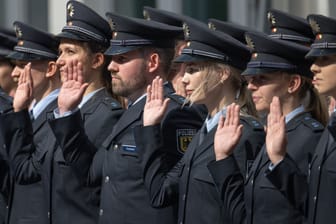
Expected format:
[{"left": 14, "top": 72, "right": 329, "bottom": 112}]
[
  {"left": 103, "top": 97, "right": 123, "bottom": 110},
  {"left": 166, "top": 93, "right": 186, "bottom": 105},
  {"left": 302, "top": 116, "right": 324, "bottom": 131},
  {"left": 240, "top": 116, "right": 264, "bottom": 131}
]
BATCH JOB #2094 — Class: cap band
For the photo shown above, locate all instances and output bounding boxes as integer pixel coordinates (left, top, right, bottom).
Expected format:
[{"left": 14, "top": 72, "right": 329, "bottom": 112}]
[
  {"left": 311, "top": 42, "right": 336, "bottom": 49},
  {"left": 181, "top": 48, "right": 229, "bottom": 61},
  {"left": 247, "top": 61, "right": 297, "bottom": 70},
  {"left": 110, "top": 39, "right": 156, "bottom": 46},
  {"left": 14, "top": 46, "right": 58, "bottom": 59},
  {"left": 62, "top": 25, "right": 106, "bottom": 42},
  {"left": 269, "top": 34, "right": 312, "bottom": 43}
]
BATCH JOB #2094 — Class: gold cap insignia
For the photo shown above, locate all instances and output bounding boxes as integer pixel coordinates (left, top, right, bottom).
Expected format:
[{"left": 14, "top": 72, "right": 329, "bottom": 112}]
[
  {"left": 14, "top": 25, "right": 23, "bottom": 38},
  {"left": 182, "top": 22, "right": 191, "bottom": 39},
  {"left": 267, "top": 12, "right": 276, "bottom": 26},
  {"left": 18, "top": 40, "right": 24, "bottom": 46},
  {"left": 271, "top": 27, "right": 277, "bottom": 33},
  {"left": 112, "top": 32, "right": 118, "bottom": 39},
  {"left": 143, "top": 10, "right": 150, "bottom": 20},
  {"left": 186, "top": 41, "right": 191, "bottom": 47},
  {"left": 245, "top": 35, "right": 255, "bottom": 50},
  {"left": 208, "top": 22, "right": 216, "bottom": 30},
  {"left": 67, "top": 21, "right": 73, "bottom": 26},
  {"left": 108, "top": 18, "right": 116, "bottom": 31},
  {"left": 316, "top": 33, "right": 323, "bottom": 40},
  {"left": 252, "top": 53, "right": 258, "bottom": 59},
  {"left": 67, "top": 3, "right": 75, "bottom": 17},
  {"left": 309, "top": 18, "right": 320, "bottom": 34}
]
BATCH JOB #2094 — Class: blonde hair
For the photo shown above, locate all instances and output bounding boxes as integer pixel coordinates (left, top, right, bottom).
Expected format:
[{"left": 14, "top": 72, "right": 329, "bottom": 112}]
[{"left": 186, "top": 62, "right": 258, "bottom": 117}]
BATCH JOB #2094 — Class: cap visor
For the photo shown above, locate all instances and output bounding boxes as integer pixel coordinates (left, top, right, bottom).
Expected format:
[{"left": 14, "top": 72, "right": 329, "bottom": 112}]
[
  {"left": 241, "top": 67, "right": 286, "bottom": 76},
  {"left": 305, "top": 48, "right": 336, "bottom": 59},
  {"left": 56, "top": 31, "right": 91, "bottom": 42},
  {"left": 6, "top": 51, "right": 47, "bottom": 61},
  {"left": 174, "top": 54, "right": 212, "bottom": 63}
]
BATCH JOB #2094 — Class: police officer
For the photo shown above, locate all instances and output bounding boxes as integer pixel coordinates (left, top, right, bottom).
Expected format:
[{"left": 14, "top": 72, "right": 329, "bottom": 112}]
[
  {"left": 48, "top": 11, "right": 204, "bottom": 224},
  {"left": 266, "top": 9, "right": 315, "bottom": 45},
  {"left": 209, "top": 31, "right": 326, "bottom": 224},
  {"left": 305, "top": 14, "right": 336, "bottom": 224},
  {"left": 143, "top": 6, "right": 208, "bottom": 121},
  {"left": 0, "top": 28, "right": 17, "bottom": 97},
  {"left": 0, "top": 27, "right": 16, "bottom": 224},
  {"left": 133, "top": 19, "right": 265, "bottom": 224},
  {"left": 2, "top": 1, "right": 124, "bottom": 224},
  {"left": 0, "top": 21, "right": 60, "bottom": 224}
]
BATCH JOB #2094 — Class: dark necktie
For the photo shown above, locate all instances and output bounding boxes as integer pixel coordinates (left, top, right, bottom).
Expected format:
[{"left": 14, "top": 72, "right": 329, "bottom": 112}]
[{"left": 198, "top": 123, "right": 207, "bottom": 145}]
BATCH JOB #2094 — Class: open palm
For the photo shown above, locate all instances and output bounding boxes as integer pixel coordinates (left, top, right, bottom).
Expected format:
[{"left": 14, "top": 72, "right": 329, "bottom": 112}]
[
  {"left": 58, "top": 60, "right": 88, "bottom": 115},
  {"left": 143, "top": 76, "right": 170, "bottom": 126},
  {"left": 214, "top": 104, "right": 243, "bottom": 161}
]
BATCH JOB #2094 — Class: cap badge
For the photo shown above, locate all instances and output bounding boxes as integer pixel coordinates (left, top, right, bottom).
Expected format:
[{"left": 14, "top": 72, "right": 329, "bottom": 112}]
[
  {"left": 309, "top": 18, "right": 320, "bottom": 34},
  {"left": 245, "top": 35, "right": 255, "bottom": 50},
  {"left": 108, "top": 18, "right": 116, "bottom": 31},
  {"left": 267, "top": 12, "right": 276, "bottom": 26},
  {"left": 143, "top": 10, "right": 150, "bottom": 20},
  {"left": 14, "top": 25, "right": 23, "bottom": 38},
  {"left": 208, "top": 22, "right": 216, "bottom": 30},
  {"left": 182, "top": 22, "right": 191, "bottom": 39},
  {"left": 67, "top": 3, "right": 75, "bottom": 17},
  {"left": 17, "top": 40, "right": 24, "bottom": 46}
]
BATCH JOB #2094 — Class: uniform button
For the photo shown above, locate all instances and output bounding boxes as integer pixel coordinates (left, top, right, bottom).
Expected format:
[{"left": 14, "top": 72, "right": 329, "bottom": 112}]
[
  {"left": 187, "top": 166, "right": 190, "bottom": 171},
  {"left": 105, "top": 176, "right": 110, "bottom": 183},
  {"left": 251, "top": 179, "right": 254, "bottom": 185},
  {"left": 99, "top": 209, "right": 104, "bottom": 216},
  {"left": 313, "top": 196, "right": 317, "bottom": 202},
  {"left": 179, "top": 222, "right": 183, "bottom": 224},
  {"left": 318, "top": 166, "right": 321, "bottom": 170},
  {"left": 47, "top": 212, "right": 50, "bottom": 218},
  {"left": 113, "top": 144, "right": 118, "bottom": 150},
  {"left": 182, "top": 194, "right": 186, "bottom": 201},
  {"left": 5, "top": 205, "right": 8, "bottom": 209},
  {"left": 3, "top": 144, "right": 6, "bottom": 149}
]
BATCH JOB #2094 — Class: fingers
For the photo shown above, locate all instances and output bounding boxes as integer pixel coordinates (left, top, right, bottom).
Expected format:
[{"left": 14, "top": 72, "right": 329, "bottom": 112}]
[
  {"left": 77, "top": 61, "right": 84, "bottom": 83},
  {"left": 146, "top": 85, "right": 152, "bottom": 103},
  {"left": 68, "top": 60, "right": 73, "bottom": 81},
  {"left": 217, "top": 116, "right": 224, "bottom": 129},
  {"left": 73, "top": 59, "right": 78, "bottom": 81}
]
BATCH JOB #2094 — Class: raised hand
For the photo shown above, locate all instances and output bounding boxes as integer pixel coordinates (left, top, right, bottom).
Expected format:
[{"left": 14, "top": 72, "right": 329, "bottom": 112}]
[
  {"left": 13, "top": 63, "right": 34, "bottom": 112},
  {"left": 266, "top": 96, "right": 287, "bottom": 164},
  {"left": 143, "top": 76, "right": 170, "bottom": 126},
  {"left": 58, "top": 59, "right": 89, "bottom": 115},
  {"left": 214, "top": 103, "right": 243, "bottom": 161}
]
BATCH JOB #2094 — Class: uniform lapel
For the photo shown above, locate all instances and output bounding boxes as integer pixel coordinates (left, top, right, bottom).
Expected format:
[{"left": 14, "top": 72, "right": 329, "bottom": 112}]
[
  {"left": 80, "top": 88, "right": 106, "bottom": 121},
  {"left": 109, "top": 97, "right": 145, "bottom": 140},
  {"left": 32, "top": 99, "right": 58, "bottom": 134}
]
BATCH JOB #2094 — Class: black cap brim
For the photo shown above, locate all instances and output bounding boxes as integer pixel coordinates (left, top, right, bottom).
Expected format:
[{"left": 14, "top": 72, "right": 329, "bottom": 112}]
[
  {"left": 241, "top": 67, "right": 289, "bottom": 76},
  {"left": 104, "top": 45, "right": 142, "bottom": 56},
  {"left": 305, "top": 48, "right": 336, "bottom": 59},
  {"left": 174, "top": 54, "right": 215, "bottom": 63},
  {"left": 56, "top": 31, "right": 92, "bottom": 42},
  {"left": 6, "top": 51, "right": 50, "bottom": 61}
]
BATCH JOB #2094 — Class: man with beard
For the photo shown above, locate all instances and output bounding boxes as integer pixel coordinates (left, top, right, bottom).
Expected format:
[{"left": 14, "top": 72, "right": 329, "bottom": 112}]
[{"left": 48, "top": 12, "right": 205, "bottom": 224}]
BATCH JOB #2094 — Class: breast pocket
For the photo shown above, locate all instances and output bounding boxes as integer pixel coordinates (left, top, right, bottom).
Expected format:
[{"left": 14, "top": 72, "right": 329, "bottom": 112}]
[
  {"left": 193, "top": 167, "right": 215, "bottom": 185},
  {"left": 257, "top": 176, "right": 277, "bottom": 190}
]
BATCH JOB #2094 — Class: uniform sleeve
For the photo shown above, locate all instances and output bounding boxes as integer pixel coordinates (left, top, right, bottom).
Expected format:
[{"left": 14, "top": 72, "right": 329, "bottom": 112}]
[
  {"left": 48, "top": 110, "right": 99, "bottom": 182},
  {"left": 134, "top": 124, "right": 180, "bottom": 208},
  {"left": 265, "top": 154, "right": 308, "bottom": 213},
  {"left": 207, "top": 156, "right": 246, "bottom": 224},
  {"left": 0, "top": 110, "right": 41, "bottom": 184}
]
